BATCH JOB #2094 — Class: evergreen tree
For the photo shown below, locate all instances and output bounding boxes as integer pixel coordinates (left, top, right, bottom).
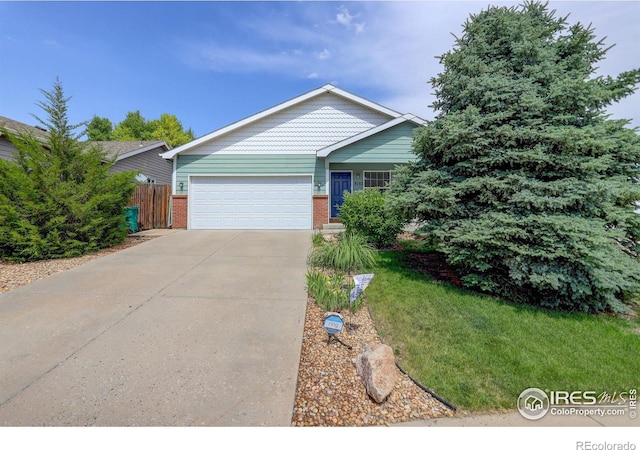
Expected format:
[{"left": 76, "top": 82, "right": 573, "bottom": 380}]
[
  {"left": 0, "top": 79, "right": 136, "bottom": 261},
  {"left": 387, "top": 1, "right": 640, "bottom": 313}
]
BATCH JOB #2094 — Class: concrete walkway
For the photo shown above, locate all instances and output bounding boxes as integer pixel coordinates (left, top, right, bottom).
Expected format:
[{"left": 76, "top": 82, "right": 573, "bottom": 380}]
[
  {"left": 397, "top": 410, "right": 638, "bottom": 427},
  {"left": 0, "top": 230, "right": 310, "bottom": 426}
]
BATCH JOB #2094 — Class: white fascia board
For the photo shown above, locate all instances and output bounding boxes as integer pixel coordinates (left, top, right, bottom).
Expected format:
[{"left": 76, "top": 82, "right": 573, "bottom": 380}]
[
  {"left": 316, "top": 114, "right": 427, "bottom": 157},
  {"left": 114, "top": 141, "right": 169, "bottom": 162},
  {"left": 401, "top": 113, "right": 428, "bottom": 126},
  {"left": 323, "top": 84, "right": 403, "bottom": 119},
  {"left": 163, "top": 84, "right": 411, "bottom": 160}
]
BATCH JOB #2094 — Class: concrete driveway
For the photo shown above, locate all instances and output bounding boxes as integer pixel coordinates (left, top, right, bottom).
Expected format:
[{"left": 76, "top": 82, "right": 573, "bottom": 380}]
[{"left": 0, "top": 230, "right": 311, "bottom": 426}]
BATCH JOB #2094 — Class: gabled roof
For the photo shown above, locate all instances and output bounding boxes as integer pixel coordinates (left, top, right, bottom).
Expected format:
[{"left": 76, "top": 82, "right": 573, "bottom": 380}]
[
  {"left": 96, "top": 140, "right": 170, "bottom": 162},
  {"left": 162, "top": 84, "right": 407, "bottom": 159},
  {"left": 0, "top": 115, "right": 50, "bottom": 145},
  {"left": 316, "top": 114, "right": 426, "bottom": 157}
]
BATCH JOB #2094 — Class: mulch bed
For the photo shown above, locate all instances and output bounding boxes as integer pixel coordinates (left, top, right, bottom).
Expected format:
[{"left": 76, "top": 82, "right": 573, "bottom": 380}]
[{"left": 402, "top": 251, "right": 463, "bottom": 286}]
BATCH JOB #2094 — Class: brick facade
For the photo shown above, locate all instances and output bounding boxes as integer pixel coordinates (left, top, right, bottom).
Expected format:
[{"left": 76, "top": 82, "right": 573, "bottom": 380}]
[
  {"left": 312, "top": 195, "right": 329, "bottom": 229},
  {"left": 171, "top": 195, "right": 188, "bottom": 229}
]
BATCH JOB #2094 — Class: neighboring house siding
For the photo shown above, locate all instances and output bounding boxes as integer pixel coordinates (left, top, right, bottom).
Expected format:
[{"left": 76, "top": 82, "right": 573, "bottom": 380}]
[
  {"left": 326, "top": 122, "right": 419, "bottom": 164},
  {"left": 111, "top": 150, "right": 173, "bottom": 184},
  {"left": 0, "top": 137, "right": 17, "bottom": 161},
  {"left": 184, "top": 93, "right": 391, "bottom": 156},
  {"left": 175, "top": 154, "right": 318, "bottom": 194}
]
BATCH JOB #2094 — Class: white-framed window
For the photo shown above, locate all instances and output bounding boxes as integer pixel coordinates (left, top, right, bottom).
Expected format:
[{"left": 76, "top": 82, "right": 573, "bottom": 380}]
[{"left": 363, "top": 171, "right": 392, "bottom": 192}]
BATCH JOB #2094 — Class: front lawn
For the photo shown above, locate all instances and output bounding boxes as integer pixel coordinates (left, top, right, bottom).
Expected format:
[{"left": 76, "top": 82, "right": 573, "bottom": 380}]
[{"left": 366, "top": 250, "right": 640, "bottom": 412}]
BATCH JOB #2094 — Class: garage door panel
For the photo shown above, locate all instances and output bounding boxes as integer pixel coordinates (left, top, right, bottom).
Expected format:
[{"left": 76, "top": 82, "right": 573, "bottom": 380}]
[
  {"left": 237, "top": 191, "right": 253, "bottom": 201},
  {"left": 189, "top": 176, "right": 312, "bottom": 229},
  {"left": 221, "top": 204, "right": 236, "bottom": 214}
]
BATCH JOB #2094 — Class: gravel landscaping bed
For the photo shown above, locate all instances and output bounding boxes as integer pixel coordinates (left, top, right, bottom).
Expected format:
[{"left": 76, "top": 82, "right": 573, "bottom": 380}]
[
  {"left": 1, "top": 234, "right": 456, "bottom": 426},
  {"left": 291, "top": 296, "right": 455, "bottom": 426}
]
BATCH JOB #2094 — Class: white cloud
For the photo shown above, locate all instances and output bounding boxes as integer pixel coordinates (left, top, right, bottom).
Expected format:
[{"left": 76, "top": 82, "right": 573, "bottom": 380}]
[
  {"left": 188, "top": 45, "right": 302, "bottom": 74},
  {"left": 316, "top": 49, "right": 330, "bottom": 60},
  {"left": 334, "top": 5, "right": 365, "bottom": 33},
  {"left": 180, "top": 1, "right": 640, "bottom": 126}
]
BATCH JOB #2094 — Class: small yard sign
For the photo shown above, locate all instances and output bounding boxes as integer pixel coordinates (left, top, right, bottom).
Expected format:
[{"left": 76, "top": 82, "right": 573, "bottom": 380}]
[
  {"left": 323, "top": 313, "right": 344, "bottom": 336},
  {"left": 323, "top": 312, "right": 352, "bottom": 349},
  {"left": 350, "top": 274, "right": 374, "bottom": 304}
]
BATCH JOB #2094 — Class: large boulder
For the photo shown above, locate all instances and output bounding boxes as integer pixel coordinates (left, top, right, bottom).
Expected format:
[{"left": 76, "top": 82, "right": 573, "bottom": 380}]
[{"left": 355, "top": 343, "right": 396, "bottom": 403}]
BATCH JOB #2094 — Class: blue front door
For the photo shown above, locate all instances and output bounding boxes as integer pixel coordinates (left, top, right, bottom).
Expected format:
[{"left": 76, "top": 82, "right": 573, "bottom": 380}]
[{"left": 330, "top": 172, "right": 352, "bottom": 218}]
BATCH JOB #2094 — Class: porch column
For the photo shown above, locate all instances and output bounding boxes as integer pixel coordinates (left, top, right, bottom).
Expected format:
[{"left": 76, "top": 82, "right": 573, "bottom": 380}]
[
  {"left": 313, "top": 195, "right": 328, "bottom": 229},
  {"left": 171, "top": 195, "right": 188, "bottom": 229}
]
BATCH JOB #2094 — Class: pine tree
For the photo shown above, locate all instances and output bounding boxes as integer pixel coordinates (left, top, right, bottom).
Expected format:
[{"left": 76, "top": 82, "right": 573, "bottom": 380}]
[
  {"left": 0, "top": 79, "right": 137, "bottom": 261},
  {"left": 387, "top": 1, "right": 640, "bottom": 313}
]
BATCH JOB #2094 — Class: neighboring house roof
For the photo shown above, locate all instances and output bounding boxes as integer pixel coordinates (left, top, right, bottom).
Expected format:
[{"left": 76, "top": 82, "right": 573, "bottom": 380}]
[
  {"left": 162, "top": 84, "right": 424, "bottom": 159},
  {"left": 0, "top": 115, "right": 50, "bottom": 145},
  {"left": 97, "top": 140, "right": 172, "bottom": 185},
  {"left": 0, "top": 117, "right": 170, "bottom": 160},
  {"left": 97, "top": 140, "right": 170, "bottom": 162}
]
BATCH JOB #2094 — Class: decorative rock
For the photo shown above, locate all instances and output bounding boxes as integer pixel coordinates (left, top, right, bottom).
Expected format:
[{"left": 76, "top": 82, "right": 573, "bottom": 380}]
[
  {"left": 355, "top": 343, "right": 397, "bottom": 403},
  {"left": 291, "top": 297, "right": 455, "bottom": 426}
]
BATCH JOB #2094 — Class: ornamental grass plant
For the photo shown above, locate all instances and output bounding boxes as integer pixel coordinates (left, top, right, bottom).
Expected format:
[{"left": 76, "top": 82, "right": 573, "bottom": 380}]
[
  {"left": 306, "top": 231, "right": 376, "bottom": 313},
  {"left": 307, "top": 231, "right": 376, "bottom": 275}
]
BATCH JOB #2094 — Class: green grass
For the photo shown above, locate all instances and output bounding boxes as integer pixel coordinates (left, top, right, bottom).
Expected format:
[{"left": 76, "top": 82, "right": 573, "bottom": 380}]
[{"left": 366, "top": 251, "right": 640, "bottom": 412}]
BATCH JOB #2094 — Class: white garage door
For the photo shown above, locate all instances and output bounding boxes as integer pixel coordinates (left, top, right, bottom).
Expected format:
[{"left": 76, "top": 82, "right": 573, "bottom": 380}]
[{"left": 189, "top": 176, "right": 312, "bottom": 229}]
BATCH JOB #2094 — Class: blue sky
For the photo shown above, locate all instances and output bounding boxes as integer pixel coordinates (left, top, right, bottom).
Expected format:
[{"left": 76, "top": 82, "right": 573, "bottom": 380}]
[{"left": 1, "top": 1, "right": 639, "bottom": 140}]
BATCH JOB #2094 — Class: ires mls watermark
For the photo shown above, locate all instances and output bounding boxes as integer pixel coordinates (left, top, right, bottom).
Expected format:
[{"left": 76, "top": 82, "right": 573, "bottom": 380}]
[{"left": 517, "top": 387, "right": 637, "bottom": 420}]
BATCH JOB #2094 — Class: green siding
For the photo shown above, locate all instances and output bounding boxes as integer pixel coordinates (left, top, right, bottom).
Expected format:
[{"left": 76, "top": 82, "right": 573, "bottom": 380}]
[
  {"left": 314, "top": 159, "right": 327, "bottom": 195},
  {"left": 329, "top": 163, "right": 400, "bottom": 192},
  {"left": 176, "top": 154, "right": 318, "bottom": 194},
  {"left": 326, "top": 122, "right": 419, "bottom": 164},
  {"left": 175, "top": 122, "right": 420, "bottom": 196}
]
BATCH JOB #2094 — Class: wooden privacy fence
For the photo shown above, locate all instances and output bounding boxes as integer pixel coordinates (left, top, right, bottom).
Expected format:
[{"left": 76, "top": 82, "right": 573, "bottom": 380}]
[{"left": 127, "top": 184, "right": 171, "bottom": 230}]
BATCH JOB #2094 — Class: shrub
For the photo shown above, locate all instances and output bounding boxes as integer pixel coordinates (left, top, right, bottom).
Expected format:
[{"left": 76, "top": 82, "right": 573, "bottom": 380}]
[
  {"left": 385, "top": 3, "right": 640, "bottom": 313},
  {"left": 338, "top": 189, "right": 404, "bottom": 248},
  {"left": 0, "top": 80, "right": 136, "bottom": 262}
]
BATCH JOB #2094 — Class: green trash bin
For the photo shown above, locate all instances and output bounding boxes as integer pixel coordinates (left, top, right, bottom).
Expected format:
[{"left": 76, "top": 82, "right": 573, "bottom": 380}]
[{"left": 124, "top": 205, "right": 140, "bottom": 233}]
